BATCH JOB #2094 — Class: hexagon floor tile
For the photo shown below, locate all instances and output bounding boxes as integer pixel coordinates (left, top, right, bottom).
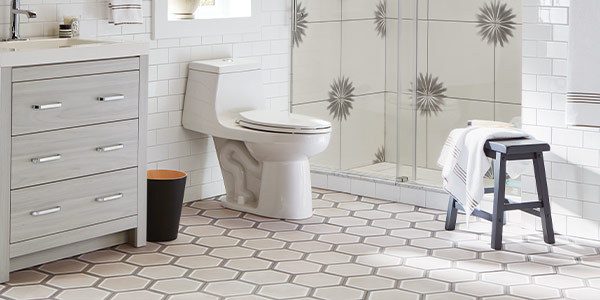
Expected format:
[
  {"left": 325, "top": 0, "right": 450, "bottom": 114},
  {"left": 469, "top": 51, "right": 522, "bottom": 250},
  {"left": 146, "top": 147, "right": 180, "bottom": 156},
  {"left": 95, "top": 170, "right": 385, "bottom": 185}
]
[{"left": 1, "top": 189, "right": 600, "bottom": 299}]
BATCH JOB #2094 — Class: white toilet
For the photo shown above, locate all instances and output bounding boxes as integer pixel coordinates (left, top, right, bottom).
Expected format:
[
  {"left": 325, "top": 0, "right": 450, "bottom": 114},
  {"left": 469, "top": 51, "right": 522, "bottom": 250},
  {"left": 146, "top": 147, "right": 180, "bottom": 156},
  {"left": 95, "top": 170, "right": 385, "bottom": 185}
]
[{"left": 182, "top": 58, "right": 331, "bottom": 219}]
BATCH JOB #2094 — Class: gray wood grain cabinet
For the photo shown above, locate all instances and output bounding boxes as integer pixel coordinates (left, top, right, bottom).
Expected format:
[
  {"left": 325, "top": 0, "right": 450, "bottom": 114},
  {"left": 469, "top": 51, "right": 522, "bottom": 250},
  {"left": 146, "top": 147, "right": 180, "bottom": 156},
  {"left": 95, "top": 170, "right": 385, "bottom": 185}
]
[{"left": 0, "top": 55, "right": 149, "bottom": 283}]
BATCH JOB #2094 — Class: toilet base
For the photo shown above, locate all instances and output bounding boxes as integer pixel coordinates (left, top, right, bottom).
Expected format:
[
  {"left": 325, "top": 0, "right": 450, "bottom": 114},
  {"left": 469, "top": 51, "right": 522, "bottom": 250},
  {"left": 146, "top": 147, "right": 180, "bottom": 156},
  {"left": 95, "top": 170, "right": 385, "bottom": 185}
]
[{"left": 220, "top": 159, "right": 313, "bottom": 220}]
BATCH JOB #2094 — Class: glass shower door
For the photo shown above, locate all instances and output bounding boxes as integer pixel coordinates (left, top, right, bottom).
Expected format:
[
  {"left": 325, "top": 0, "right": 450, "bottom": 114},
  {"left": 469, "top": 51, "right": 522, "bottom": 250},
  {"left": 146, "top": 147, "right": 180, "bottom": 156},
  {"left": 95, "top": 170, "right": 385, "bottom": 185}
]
[
  {"left": 290, "top": 0, "right": 522, "bottom": 189},
  {"left": 291, "top": 0, "right": 398, "bottom": 180},
  {"left": 393, "top": 0, "right": 418, "bottom": 183},
  {"left": 401, "top": 0, "right": 523, "bottom": 187}
]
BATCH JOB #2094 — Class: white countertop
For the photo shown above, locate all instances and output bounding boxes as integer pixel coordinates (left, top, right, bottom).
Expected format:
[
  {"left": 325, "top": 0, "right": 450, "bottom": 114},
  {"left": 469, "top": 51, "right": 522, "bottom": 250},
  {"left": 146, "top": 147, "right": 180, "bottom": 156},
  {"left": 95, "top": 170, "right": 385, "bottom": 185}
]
[{"left": 0, "top": 37, "right": 149, "bottom": 67}]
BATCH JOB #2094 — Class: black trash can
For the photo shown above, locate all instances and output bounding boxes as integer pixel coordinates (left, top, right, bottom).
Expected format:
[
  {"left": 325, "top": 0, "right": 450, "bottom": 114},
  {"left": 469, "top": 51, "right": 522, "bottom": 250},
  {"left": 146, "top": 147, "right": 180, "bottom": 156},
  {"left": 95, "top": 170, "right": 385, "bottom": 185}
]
[{"left": 147, "top": 170, "right": 187, "bottom": 242}]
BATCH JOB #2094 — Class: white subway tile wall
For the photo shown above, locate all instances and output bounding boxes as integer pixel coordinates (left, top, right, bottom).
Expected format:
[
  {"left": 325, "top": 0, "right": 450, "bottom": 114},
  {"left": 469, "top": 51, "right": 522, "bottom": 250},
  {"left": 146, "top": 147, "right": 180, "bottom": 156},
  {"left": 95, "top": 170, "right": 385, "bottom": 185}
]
[
  {"left": 521, "top": 0, "right": 600, "bottom": 240},
  {"left": 0, "top": 0, "right": 291, "bottom": 202}
]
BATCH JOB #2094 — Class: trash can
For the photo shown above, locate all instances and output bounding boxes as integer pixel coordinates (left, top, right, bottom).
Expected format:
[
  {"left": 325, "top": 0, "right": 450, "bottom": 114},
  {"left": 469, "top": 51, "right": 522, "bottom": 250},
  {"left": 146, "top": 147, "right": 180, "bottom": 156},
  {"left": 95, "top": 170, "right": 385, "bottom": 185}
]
[{"left": 147, "top": 170, "right": 187, "bottom": 242}]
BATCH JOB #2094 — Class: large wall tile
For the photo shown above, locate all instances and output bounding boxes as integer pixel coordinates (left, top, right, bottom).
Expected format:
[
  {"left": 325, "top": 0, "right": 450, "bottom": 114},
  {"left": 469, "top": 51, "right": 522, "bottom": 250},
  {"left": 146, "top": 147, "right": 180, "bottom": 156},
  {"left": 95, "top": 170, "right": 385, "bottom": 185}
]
[
  {"left": 398, "top": 0, "right": 428, "bottom": 20},
  {"left": 429, "top": 0, "right": 522, "bottom": 23},
  {"left": 391, "top": 93, "right": 428, "bottom": 168},
  {"left": 428, "top": 21, "right": 495, "bottom": 102},
  {"left": 292, "top": 22, "right": 342, "bottom": 105},
  {"left": 496, "top": 25, "right": 523, "bottom": 104},
  {"left": 386, "top": 19, "right": 399, "bottom": 93},
  {"left": 342, "top": 0, "right": 380, "bottom": 20},
  {"left": 385, "top": 93, "right": 398, "bottom": 163},
  {"left": 495, "top": 102, "right": 522, "bottom": 126},
  {"left": 341, "top": 20, "right": 386, "bottom": 95},
  {"left": 341, "top": 93, "right": 385, "bottom": 169},
  {"left": 300, "top": 0, "right": 341, "bottom": 23},
  {"left": 388, "top": 0, "right": 399, "bottom": 19},
  {"left": 293, "top": 101, "right": 341, "bottom": 170},
  {"left": 386, "top": 19, "right": 428, "bottom": 94},
  {"left": 425, "top": 98, "right": 494, "bottom": 169}
]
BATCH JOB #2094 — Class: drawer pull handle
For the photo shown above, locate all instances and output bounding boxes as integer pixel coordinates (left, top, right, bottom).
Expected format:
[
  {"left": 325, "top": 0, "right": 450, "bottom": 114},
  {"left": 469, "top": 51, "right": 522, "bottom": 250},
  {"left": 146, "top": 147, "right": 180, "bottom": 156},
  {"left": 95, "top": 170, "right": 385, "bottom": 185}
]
[
  {"left": 97, "top": 95, "right": 125, "bottom": 102},
  {"left": 31, "top": 206, "right": 61, "bottom": 216},
  {"left": 96, "top": 144, "right": 124, "bottom": 152},
  {"left": 31, "top": 154, "right": 61, "bottom": 164},
  {"left": 32, "top": 102, "right": 62, "bottom": 110},
  {"left": 95, "top": 193, "right": 124, "bottom": 202}
]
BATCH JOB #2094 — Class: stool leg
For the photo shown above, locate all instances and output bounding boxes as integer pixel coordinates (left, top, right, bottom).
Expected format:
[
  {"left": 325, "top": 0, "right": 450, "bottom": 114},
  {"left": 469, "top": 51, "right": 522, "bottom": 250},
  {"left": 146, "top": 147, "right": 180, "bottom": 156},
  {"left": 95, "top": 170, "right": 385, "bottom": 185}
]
[
  {"left": 491, "top": 153, "right": 507, "bottom": 250},
  {"left": 445, "top": 196, "right": 458, "bottom": 230},
  {"left": 533, "top": 152, "right": 555, "bottom": 244}
]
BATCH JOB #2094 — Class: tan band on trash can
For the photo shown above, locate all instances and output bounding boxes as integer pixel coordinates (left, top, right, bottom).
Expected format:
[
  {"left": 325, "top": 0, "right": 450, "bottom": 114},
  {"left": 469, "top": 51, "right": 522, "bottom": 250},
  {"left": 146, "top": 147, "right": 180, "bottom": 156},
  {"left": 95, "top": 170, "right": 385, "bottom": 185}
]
[{"left": 147, "top": 169, "right": 187, "bottom": 180}]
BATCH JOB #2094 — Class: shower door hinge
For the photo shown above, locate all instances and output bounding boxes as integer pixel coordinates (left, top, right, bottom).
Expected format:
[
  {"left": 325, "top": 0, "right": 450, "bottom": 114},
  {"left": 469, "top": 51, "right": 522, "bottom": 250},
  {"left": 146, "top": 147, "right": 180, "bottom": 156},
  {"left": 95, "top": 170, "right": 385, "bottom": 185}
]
[{"left": 397, "top": 176, "right": 409, "bottom": 183}]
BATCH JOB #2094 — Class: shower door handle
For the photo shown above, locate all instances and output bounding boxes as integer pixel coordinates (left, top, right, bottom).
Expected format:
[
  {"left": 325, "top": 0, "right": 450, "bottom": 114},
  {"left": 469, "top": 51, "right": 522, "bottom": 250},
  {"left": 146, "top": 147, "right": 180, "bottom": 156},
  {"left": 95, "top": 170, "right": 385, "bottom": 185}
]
[{"left": 292, "top": 0, "right": 297, "bottom": 33}]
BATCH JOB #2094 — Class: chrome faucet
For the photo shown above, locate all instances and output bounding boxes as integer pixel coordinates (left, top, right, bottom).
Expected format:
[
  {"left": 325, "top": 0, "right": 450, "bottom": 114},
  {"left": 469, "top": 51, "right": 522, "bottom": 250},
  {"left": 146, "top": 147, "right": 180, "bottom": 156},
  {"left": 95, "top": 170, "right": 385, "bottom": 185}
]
[{"left": 10, "top": 0, "right": 37, "bottom": 40}]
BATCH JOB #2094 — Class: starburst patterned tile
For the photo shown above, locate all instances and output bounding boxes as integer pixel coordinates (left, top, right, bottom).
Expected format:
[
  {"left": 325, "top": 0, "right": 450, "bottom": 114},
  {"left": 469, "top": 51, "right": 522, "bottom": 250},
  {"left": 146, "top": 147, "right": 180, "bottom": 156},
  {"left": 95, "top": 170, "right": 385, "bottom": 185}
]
[
  {"left": 374, "top": 0, "right": 386, "bottom": 38},
  {"left": 476, "top": 0, "right": 517, "bottom": 47},
  {"left": 411, "top": 73, "right": 447, "bottom": 117},
  {"left": 293, "top": 2, "right": 308, "bottom": 47},
  {"left": 327, "top": 76, "right": 355, "bottom": 121}
]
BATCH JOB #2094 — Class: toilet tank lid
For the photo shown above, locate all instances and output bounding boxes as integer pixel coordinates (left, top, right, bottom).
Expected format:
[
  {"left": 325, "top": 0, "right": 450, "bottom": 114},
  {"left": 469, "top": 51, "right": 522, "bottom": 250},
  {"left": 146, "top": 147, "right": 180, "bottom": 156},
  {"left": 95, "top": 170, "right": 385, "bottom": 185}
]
[{"left": 189, "top": 58, "right": 260, "bottom": 74}]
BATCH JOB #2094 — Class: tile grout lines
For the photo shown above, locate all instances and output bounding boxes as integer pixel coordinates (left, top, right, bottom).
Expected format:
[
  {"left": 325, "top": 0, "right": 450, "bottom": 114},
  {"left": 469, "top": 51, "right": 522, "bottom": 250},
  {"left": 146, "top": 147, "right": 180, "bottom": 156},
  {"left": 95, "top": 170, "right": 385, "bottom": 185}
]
[{"left": 0, "top": 188, "right": 598, "bottom": 299}]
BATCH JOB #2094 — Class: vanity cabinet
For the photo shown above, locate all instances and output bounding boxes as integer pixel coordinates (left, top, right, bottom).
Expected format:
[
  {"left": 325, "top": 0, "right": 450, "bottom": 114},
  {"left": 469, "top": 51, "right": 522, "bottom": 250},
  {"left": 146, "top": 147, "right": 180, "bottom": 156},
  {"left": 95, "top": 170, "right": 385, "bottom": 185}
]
[{"left": 0, "top": 55, "right": 148, "bottom": 282}]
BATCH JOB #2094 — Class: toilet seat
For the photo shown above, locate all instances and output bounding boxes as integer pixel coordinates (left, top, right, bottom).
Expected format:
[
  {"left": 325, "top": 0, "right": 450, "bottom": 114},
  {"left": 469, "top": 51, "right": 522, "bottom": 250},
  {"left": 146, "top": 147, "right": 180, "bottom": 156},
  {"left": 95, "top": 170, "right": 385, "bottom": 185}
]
[{"left": 237, "top": 110, "right": 331, "bottom": 134}]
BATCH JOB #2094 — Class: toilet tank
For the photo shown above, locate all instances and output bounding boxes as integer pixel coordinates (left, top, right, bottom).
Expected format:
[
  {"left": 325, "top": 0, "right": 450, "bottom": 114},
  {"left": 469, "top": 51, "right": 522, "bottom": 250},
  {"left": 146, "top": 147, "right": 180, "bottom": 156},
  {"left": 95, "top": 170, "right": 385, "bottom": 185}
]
[{"left": 182, "top": 58, "right": 266, "bottom": 135}]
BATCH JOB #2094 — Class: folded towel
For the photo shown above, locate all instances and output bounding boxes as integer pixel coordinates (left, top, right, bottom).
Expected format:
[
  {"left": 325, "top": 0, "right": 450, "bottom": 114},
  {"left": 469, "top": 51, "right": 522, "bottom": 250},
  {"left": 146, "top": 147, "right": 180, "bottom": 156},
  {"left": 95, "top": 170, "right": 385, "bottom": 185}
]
[
  {"left": 566, "top": 0, "right": 600, "bottom": 127},
  {"left": 108, "top": 0, "right": 143, "bottom": 25},
  {"left": 438, "top": 127, "right": 531, "bottom": 217}
]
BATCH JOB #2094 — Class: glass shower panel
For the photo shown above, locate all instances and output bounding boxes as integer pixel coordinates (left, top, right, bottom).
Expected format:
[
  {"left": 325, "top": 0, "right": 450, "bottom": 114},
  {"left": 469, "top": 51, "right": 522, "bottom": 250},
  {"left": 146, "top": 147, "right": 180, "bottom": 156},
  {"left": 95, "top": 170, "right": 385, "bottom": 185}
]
[
  {"left": 291, "top": 0, "right": 343, "bottom": 171},
  {"left": 291, "top": 0, "right": 395, "bottom": 180},
  {"left": 410, "top": 0, "right": 523, "bottom": 187},
  {"left": 392, "top": 0, "right": 420, "bottom": 182},
  {"left": 290, "top": 0, "right": 522, "bottom": 189}
]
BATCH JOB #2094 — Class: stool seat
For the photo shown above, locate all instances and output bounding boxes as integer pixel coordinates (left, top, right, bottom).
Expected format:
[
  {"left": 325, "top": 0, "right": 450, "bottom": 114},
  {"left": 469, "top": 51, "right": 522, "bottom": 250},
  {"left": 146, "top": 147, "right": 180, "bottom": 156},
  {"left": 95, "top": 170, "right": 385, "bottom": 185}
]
[
  {"left": 445, "top": 137, "right": 555, "bottom": 250},
  {"left": 485, "top": 138, "right": 550, "bottom": 155}
]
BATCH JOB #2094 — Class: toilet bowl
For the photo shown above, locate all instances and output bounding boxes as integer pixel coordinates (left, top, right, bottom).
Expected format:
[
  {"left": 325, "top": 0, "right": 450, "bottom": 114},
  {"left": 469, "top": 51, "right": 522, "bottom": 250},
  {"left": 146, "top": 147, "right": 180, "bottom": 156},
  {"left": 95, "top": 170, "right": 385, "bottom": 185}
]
[{"left": 182, "top": 58, "right": 331, "bottom": 219}]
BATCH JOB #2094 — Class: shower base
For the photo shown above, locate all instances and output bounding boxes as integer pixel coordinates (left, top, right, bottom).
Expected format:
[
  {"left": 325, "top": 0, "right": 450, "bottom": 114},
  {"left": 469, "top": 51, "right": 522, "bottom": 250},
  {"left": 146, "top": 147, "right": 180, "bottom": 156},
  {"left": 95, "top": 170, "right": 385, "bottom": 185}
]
[{"left": 349, "top": 162, "right": 443, "bottom": 187}]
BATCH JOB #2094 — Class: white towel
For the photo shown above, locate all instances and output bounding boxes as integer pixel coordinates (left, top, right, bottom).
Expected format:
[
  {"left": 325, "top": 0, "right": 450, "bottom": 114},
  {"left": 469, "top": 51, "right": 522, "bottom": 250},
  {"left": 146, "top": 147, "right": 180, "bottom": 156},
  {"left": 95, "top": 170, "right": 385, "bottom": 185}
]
[
  {"left": 108, "top": 0, "right": 143, "bottom": 25},
  {"left": 566, "top": 0, "right": 600, "bottom": 127},
  {"left": 438, "top": 127, "right": 530, "bottom": 217}
]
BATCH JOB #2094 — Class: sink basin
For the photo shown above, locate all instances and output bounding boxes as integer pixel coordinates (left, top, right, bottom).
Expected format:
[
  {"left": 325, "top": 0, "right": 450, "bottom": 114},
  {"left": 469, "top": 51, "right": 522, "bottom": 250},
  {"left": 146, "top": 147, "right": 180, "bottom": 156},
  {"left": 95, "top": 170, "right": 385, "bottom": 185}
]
[
  {"left": 0, "top": 38, "right": 113, "bottom": 50},
  {"left": 0, "top": 37, "right": 147, "bottom": 67}
]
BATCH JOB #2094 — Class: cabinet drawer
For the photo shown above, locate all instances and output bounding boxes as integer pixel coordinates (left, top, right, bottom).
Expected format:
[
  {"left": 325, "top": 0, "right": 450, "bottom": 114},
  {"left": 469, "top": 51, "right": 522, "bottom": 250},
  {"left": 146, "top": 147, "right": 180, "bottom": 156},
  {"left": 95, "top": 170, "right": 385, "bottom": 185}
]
[
  {"left": 12, "top": 57, "right": 140, "bottom": 82},
  {"left": 11, "top": 120, "right": 138, "bottom": 189},
  {"left": 10, "top": 168, "right": 138, "bottom": 243},
  {"left": 12, "top": 71, "right": 139, "bottom": 135}
]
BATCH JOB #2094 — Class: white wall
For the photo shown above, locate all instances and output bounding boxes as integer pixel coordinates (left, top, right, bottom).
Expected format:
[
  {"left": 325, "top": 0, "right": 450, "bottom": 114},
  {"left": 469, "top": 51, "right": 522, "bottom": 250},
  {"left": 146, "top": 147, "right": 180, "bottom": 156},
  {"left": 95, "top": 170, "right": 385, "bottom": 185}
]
[
  {"left": 0, "top": 0, "right": 291, "bottom": 202},
  {"left": 521, "top": 0, "right": 600, "bottom": 240}
]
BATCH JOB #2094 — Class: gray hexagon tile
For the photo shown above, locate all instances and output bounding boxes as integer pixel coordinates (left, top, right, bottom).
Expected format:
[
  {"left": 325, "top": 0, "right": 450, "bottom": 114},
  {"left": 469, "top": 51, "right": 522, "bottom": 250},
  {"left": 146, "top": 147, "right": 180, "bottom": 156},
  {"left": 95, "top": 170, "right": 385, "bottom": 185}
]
[
  {"left": 428, "top": 268, "right": 477, "bottom": 283},
  {"left": 293, "top": 273, "right": 342, "bottom": 288},
  {"left": 240, "top": 270, "right": 290, "bottom": 285},
  {"left": 1, "top": 188, "right": 600, "bottom": 300}
]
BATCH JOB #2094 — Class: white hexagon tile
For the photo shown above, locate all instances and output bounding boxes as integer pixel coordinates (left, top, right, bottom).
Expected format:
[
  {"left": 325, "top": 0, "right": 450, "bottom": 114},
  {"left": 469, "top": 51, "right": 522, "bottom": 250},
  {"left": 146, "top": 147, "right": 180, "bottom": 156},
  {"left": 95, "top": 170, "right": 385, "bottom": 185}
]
[{"left": 1, "top": 189, "right": 600, "bottom": 300}]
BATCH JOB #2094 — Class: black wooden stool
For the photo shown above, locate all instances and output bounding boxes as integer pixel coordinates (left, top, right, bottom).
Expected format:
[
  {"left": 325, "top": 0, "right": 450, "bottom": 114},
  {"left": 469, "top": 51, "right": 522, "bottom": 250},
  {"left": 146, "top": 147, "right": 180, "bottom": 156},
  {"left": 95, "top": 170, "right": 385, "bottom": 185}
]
[{"left": 444, "top": 138, "right": 555, "bottom": 250}]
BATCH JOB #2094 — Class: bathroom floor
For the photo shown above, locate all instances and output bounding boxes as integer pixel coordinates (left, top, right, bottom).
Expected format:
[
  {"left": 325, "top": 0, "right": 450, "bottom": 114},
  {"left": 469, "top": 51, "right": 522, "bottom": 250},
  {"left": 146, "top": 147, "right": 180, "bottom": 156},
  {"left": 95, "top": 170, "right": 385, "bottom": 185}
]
[{"left": 1, "top": 189, "right": 600, "bottom": 300}]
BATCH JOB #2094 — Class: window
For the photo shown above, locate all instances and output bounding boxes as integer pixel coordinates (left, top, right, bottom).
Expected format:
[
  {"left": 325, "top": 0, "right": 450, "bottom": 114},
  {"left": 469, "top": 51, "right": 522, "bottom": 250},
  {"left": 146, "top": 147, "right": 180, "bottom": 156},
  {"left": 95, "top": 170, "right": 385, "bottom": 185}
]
[{"left": 153, "top": 0, "right": 258, "bottom": 39}]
